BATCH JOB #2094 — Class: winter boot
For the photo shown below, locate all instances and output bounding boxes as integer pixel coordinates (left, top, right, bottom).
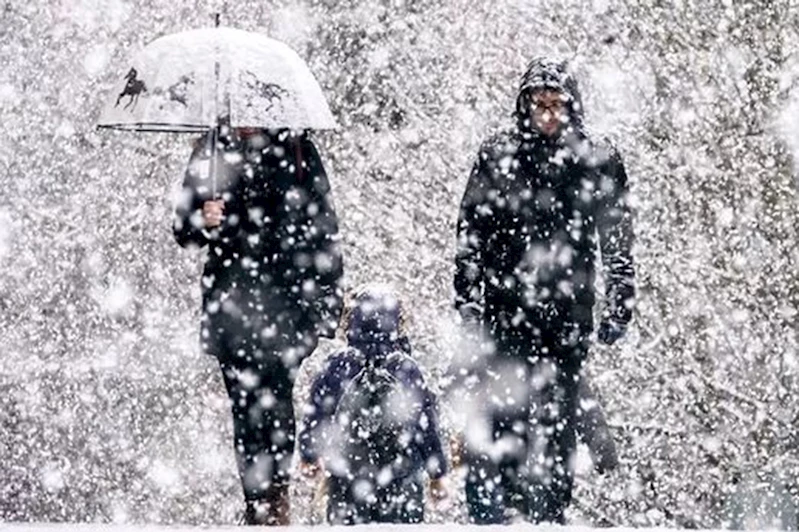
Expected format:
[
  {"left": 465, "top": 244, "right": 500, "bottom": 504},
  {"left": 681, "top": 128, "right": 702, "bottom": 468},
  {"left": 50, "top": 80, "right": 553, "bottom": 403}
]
[{"left": 243, "top": 483, "right": 291, "bottom": 526}]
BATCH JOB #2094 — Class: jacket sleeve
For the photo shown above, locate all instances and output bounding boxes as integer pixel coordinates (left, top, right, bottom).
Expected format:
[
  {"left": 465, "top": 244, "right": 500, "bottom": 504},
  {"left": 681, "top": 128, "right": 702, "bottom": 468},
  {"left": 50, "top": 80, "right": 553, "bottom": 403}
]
[
  {"left": 398, "top": 358, "right": 449, "bottom": 479},
  {"left": 595, "top": 145, "right": 635, "bottom": 326},
  {"left": 419, "top": 386, "right": 448, "bottom": 479},
  {"left": 454, "top": 148, "right": 492, "bottom": 313},
  {"left": 298, "top": 353, "right": 350, "bottom": 464},
  {"left": 298, "top": 370, "right": 329, "bottom": 464},
  {"left": 278, "top": 136, "right": 344, "bottom": 335},
  {"left": 173, "top": 140, "right": 212, "bottom": 248}
]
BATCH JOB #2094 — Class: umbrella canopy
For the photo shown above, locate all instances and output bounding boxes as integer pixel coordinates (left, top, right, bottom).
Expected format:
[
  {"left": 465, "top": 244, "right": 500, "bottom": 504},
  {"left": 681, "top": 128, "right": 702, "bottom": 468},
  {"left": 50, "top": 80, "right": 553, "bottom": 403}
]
[{"left": 97, "top": 27, "right": 337, "bottom": 132}]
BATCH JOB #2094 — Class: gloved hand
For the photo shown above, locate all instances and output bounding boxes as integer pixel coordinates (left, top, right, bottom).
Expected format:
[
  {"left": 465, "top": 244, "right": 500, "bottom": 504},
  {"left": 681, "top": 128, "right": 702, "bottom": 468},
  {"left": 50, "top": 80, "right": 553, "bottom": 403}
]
[
  {"left": 458, "top": 303, "right": 484, "bottom": 345},
  {"left": 458, "top": 302, "right": 483, "bottom": 328},
  {"left": 456, "top": 303, "right": 488, "bottom": 372},
  {"left": 597, "top": 318, "right": 626, "bottom": 345}
]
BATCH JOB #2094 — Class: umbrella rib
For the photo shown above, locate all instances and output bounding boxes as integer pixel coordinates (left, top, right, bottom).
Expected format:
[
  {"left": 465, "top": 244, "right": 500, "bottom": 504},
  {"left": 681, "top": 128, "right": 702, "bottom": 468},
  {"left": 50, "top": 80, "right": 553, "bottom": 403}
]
[{"left": 96, "top": 122, "right": 211, "bottom": 133}]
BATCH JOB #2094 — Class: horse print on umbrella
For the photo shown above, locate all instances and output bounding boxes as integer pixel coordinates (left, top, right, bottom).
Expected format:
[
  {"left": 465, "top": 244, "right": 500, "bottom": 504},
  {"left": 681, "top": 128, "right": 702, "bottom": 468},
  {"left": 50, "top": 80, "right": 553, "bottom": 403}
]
[
  {"left": 152, "top": 74, "right": 195, "bottom": 109},
  {"left": 115, "top": 68, "right": 147, "bottom": 110},
  {"left": 241, "top": 71, "right": 288, "bottom": 114},
  {"left": 166, "top": 75, "right": 195, "bottom": 107}
]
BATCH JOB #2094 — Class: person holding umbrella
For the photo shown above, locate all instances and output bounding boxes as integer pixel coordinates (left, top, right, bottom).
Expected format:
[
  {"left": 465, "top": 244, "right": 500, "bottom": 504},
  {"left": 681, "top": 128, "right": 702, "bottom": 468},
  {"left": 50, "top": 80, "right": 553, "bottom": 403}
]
[
  {"left": 98, "top": 26, "right": 343, "bottom": 526},
  {"left": 175, "top": 125, "right": 343, "bottom": 525}
]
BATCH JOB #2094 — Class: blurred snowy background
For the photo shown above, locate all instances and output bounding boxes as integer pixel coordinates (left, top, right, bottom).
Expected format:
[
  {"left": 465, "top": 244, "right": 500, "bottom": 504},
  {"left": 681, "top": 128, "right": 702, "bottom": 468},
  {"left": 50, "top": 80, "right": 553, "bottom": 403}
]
[{"left": 2, "top": 0, "right": 799, "bottom": 527}]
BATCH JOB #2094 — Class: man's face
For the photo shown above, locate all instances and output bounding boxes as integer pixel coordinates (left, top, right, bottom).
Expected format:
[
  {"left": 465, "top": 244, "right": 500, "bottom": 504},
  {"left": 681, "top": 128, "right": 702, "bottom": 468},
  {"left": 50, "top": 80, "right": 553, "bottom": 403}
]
[{"left": 528, "top": 89, "right": 569, "bottom": 137}]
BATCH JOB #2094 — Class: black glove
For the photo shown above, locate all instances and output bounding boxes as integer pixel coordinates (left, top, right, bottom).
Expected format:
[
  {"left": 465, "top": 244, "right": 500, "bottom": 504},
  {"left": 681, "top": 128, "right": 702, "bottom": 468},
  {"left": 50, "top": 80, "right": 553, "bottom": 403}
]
[
  {"left": 457, "top": 303, "right": 485, "bottom": 353},
  {"left": 458, "top": 302, "right": 483, "bottom": 327},
  {"left": 597, "top": 319, "right": 626, "bottom": 345}
]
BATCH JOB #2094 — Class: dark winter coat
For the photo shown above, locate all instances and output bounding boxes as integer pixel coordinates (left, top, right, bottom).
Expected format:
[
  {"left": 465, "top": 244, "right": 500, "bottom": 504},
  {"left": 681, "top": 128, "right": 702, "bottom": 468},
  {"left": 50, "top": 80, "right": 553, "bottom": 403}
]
[
  {"left": 298, "top": 343, "right": 447, "bottom": 482},
  {"left": 454, "top": 59, "right": 635, "bottom": 346},
  {"left": 173, "top": 129, "right": 344, "bottom": 359}
]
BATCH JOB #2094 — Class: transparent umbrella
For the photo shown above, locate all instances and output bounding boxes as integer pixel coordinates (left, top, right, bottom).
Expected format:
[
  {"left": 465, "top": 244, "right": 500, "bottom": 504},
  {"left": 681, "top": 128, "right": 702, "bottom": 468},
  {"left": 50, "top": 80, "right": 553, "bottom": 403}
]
[{"left": 97, "top": 16, "right": 336, "bottom": 194}]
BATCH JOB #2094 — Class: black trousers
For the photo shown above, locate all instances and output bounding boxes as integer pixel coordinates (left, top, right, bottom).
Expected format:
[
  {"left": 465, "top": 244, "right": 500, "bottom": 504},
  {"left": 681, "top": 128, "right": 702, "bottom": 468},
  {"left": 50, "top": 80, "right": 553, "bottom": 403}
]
[
  {"left": 219, "top": 356, "right": 296, "bottom": 501},
  {"left": 208, "top": 296, "right": 316, "bottom": 501},
  {"left": 464, "top": 324, "right": 587, "bottom": 524}
]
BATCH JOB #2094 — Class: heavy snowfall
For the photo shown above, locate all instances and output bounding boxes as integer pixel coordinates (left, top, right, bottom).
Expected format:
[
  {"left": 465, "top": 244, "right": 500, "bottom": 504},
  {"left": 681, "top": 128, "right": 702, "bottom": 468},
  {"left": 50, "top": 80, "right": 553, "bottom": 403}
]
[{"left": 2, "top": 0, "right": 799, "bottom": 529}]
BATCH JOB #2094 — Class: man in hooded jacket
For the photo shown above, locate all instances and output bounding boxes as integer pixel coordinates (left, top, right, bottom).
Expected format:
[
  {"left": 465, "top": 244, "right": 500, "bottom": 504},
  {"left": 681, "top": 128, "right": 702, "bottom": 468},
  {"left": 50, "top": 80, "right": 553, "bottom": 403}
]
[
  {"left": 174, "top": 126, "right": 343, "bottom": 525},
  {"left": 453, "top": 58, "right": 634, "bottom": 524}
]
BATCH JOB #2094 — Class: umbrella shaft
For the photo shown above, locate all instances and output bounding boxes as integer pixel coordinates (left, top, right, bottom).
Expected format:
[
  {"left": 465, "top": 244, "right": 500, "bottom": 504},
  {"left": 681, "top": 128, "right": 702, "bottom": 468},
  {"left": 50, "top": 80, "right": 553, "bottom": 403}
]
[{"left": 211, "top": 125, "right": 219, "bottom": 199}]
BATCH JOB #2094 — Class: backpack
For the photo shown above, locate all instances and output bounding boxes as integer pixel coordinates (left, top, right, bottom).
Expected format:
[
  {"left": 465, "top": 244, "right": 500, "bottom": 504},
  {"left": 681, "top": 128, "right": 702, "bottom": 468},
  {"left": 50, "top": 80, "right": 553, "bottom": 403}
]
[{"left": 334, "top": 350, "right": 423, "bottom": 484}]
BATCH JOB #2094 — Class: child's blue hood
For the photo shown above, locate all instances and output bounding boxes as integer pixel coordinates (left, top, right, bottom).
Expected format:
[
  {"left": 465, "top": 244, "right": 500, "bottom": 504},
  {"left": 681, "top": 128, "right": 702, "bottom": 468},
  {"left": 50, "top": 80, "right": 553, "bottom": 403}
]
[{"left": 346, "top": 288, "right": 404, "bottom": 359}]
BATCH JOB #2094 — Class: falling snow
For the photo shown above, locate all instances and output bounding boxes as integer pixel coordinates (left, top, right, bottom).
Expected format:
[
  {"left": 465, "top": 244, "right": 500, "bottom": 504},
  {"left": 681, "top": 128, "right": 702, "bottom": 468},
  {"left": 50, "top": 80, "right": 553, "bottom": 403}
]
[{"left": 2, "top": 0, "right": 799, "bottom": 530}]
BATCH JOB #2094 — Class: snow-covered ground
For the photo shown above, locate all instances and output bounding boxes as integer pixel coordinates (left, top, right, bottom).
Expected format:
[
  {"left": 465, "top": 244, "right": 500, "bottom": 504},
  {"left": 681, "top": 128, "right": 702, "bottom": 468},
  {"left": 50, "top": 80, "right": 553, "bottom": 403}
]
[{"left": 0, "top": 526, "right": 723, "bottom": 532}]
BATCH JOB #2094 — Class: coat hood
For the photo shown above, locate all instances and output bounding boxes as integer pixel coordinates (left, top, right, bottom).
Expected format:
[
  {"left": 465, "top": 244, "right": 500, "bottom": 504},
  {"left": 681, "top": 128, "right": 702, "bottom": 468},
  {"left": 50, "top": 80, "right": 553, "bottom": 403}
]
[
  {"left": 344, "top": 285, "right": 408, "bottom": 360},
  {"left": 515, "top": 57, "right": 585, "bottom": 135}
]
